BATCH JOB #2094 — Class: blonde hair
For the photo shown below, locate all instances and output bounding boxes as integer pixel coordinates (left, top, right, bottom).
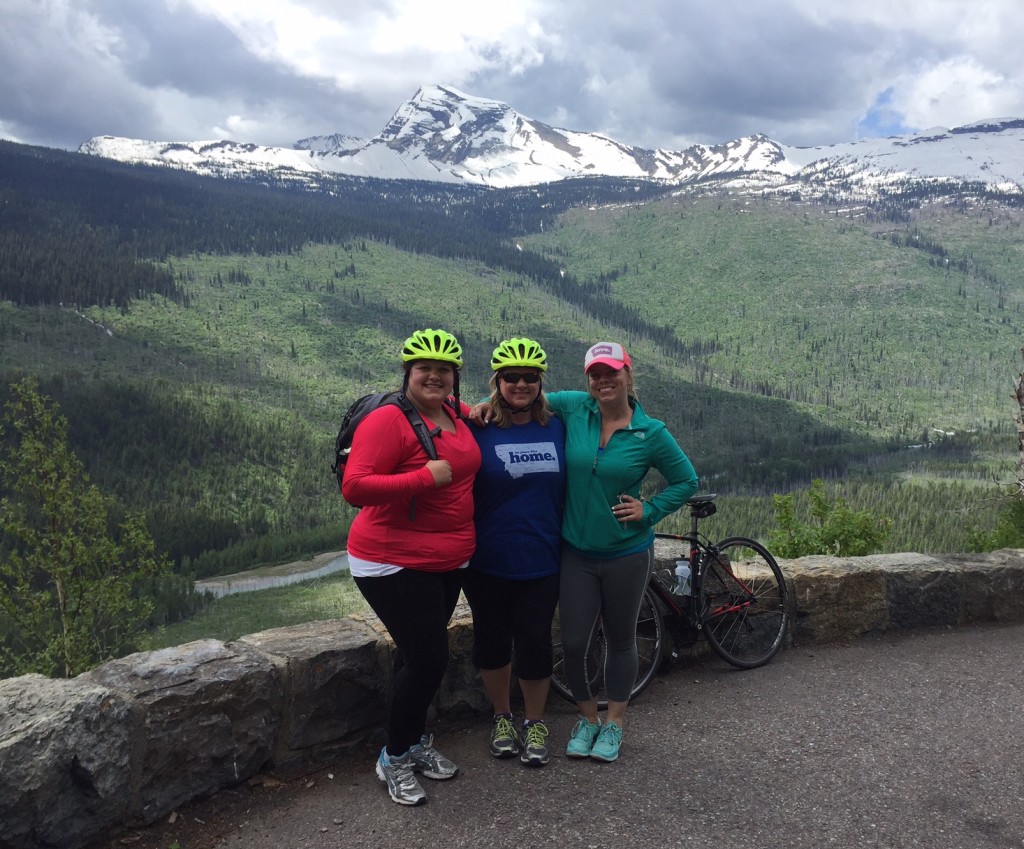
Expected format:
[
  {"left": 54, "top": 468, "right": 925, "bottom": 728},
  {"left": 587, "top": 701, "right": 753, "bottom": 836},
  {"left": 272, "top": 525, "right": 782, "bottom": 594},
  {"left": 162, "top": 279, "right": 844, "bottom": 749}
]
[{"left": 488, "top": 372, "right": 551, "bottom": 428}]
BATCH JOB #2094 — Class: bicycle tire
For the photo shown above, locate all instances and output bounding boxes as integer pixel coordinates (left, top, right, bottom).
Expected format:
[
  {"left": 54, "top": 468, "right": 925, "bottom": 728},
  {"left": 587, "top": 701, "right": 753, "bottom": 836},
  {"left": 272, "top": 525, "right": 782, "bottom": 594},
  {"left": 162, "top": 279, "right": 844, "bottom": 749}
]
[
  {"left": 699, "top": 536, "right": 789, "bottom": 669},
  {"left": 550, "top": 584, "right": 664, "bottom": 708}
]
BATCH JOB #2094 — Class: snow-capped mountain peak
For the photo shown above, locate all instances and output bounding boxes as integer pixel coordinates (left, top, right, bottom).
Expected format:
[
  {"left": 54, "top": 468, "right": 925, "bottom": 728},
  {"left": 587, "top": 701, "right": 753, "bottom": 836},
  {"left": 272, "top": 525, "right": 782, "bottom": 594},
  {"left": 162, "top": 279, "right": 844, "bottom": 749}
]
[
  {"left": 78, "top": 85, "right": 1024, "bottom": 199},
  {"left": 293, "top": 133, "right": 366, "bottom": 154}
]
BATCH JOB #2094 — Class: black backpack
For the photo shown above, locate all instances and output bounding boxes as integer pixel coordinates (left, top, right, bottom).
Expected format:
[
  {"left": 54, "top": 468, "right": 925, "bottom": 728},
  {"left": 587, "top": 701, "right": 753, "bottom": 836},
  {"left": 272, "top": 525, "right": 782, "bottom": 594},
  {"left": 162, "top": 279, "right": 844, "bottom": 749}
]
[{"left": 331, "top": 391, "right": 456, "bottom": 495}]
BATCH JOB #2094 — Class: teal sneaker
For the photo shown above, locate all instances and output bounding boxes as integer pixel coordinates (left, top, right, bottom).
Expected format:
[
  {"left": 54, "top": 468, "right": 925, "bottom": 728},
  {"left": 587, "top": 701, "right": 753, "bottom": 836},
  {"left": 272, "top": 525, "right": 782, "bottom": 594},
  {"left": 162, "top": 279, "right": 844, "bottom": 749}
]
[
  {"left": 565, "top": 718, "right": 601, "bottom": 758},
  {"left": 590, "top": 721, "right": 622, "bottom": 762}
]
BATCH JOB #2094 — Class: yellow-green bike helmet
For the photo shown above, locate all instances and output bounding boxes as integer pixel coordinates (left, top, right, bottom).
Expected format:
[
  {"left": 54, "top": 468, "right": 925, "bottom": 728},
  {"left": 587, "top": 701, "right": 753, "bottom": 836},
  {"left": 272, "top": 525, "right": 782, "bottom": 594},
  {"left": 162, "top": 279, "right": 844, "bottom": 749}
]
[
  {"left": 401, "top": 328, "right": 464, "bottom": 367},
  {"left": 490, "top": 337, "right": 548, "bottom": 371}
]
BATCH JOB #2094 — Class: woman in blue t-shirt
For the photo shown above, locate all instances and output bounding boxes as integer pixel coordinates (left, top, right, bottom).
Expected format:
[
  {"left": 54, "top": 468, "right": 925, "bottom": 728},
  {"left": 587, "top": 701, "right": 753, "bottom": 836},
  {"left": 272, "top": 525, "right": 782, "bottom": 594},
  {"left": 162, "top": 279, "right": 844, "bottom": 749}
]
[{"left": 465, "top": 337, "right": 566, "bottom": 768}]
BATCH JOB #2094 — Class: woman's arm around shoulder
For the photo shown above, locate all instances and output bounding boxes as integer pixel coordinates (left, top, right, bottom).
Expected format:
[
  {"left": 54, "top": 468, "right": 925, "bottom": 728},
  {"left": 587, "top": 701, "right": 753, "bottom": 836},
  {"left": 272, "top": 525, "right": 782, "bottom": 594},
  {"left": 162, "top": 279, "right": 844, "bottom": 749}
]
[{"left": 543, "top": 389, "right": 589, "bottom": 417}]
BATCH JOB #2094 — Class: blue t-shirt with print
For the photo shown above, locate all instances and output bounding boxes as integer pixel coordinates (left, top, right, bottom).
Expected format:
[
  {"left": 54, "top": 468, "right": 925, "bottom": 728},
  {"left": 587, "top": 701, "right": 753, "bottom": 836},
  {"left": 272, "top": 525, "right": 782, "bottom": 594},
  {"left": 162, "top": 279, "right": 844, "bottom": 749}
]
[{"left": 470, "top": 416, "right": 566, "bottom": 579}]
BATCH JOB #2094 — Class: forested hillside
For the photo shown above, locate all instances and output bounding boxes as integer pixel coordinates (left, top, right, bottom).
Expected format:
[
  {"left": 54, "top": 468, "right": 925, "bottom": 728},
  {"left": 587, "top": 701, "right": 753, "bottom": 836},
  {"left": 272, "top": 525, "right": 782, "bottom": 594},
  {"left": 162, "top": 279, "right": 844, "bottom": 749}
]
[
  {"left": 525, "top": 191, "right": 1024, "bottom": 434},
  {"left": 1, "top": 140, "right": 1022, "bottom": 578}
]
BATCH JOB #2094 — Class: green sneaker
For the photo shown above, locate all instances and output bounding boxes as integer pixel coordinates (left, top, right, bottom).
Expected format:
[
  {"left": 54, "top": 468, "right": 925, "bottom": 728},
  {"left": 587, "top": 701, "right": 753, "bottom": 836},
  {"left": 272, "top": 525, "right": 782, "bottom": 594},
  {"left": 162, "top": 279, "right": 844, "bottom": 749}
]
[
  {"left": 565, "top": 717, "right": 601, "bottom": 758},
  {"left": 489, "top": 713, "right": 521, "bottom": 758},
  {"left": 590, "top": 721, "right": 622, "bottom": 762},
  {"left": 519, "top": 720, "right": 550, "bottom": 767}
]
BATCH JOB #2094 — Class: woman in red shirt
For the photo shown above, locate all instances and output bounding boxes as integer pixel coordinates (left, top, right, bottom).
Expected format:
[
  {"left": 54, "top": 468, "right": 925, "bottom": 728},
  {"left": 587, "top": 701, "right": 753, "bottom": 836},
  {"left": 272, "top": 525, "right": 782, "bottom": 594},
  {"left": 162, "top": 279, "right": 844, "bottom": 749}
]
[{"left": 342, "top": 328, "right": 481, "bottom": 806}]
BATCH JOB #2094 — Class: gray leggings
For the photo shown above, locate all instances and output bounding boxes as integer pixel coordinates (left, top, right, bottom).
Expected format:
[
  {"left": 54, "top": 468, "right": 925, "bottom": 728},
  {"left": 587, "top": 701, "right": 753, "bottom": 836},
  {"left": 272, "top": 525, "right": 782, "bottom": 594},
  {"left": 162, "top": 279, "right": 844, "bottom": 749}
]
[{"left": 558, "top": 546, "right": 654, "bottom": 703}]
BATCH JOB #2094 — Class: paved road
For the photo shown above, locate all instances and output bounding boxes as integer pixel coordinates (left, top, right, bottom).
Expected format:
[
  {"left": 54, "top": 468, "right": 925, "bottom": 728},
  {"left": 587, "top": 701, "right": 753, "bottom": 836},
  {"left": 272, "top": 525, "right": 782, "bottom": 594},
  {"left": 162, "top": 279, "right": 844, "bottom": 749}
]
[{"left": 105, "top": 623, "right": 1024, "bottom": 849}]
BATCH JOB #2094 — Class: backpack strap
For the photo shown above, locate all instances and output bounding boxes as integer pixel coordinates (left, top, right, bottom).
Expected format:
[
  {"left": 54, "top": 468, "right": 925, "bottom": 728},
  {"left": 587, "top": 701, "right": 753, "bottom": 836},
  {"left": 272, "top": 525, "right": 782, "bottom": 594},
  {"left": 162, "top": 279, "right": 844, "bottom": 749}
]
[
  {"left": 395, "top": 392, "right": 455, "bottom": 522},
  {"left": 396, "top": 392, "right": 440, "bottom": 460}
]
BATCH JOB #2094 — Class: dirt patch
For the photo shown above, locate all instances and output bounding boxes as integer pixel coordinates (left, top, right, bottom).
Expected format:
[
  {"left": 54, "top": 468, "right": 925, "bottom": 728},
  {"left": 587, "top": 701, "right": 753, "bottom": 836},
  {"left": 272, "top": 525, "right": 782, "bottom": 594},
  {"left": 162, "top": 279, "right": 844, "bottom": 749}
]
[{"left": 81, "top": 745, "right": 376, "bottom": 849}]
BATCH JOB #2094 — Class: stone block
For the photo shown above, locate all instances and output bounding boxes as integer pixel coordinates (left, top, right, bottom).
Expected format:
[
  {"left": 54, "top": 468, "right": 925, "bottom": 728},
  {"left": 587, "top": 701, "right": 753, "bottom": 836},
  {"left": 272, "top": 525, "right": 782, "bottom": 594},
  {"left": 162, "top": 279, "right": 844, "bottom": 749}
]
[
  {"left": 947, "top": 549, "right": 1024, "bottom": 623},
  {"left": 784, "top": 555, "right": 889, "bottom": 641},
  {"left": 0, "top": 674, "right": 132, "bottom": 849},
  {"left": 236, "top": 618, "right": 387, "bottom": 764},
  {"left": 883, "top": 556, "right": 964, "bottom": 629},
  {"left": 82, "top": 638, "right": 282, "bottom": 824},
  {"left": 436, "top": 602, "right": 488, "bottom": 717}
]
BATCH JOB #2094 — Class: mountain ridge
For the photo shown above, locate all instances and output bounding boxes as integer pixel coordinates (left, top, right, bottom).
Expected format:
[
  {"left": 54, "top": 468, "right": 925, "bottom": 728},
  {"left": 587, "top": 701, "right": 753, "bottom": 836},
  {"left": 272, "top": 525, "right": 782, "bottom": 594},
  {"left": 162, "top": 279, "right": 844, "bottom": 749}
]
[{"left": 78, "top": 84, "right": 1024, "bottom": 198}]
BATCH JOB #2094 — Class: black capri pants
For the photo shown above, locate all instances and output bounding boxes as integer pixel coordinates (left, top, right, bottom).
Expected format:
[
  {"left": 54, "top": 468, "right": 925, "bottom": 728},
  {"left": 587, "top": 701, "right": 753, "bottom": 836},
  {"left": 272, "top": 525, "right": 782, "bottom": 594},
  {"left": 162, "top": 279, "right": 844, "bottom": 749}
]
[{"left": 462, "top": 569, "right": 560, "bottom": 681}]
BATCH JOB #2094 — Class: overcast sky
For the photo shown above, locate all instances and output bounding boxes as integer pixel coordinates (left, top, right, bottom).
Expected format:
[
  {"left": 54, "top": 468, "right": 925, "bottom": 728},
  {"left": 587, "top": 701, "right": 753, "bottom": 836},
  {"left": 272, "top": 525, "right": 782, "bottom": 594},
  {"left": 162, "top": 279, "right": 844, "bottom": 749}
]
[{"left": 3, "top": 0, "right": 1024, "bottom": 154}]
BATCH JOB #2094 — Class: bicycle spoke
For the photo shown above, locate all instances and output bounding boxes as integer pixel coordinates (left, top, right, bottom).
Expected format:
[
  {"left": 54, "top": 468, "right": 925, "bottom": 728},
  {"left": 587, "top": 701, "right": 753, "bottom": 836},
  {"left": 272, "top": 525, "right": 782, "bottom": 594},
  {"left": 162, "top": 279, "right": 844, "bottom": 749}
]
[{"left": 700, "top": 538, "right": 789, "bottom": 669}]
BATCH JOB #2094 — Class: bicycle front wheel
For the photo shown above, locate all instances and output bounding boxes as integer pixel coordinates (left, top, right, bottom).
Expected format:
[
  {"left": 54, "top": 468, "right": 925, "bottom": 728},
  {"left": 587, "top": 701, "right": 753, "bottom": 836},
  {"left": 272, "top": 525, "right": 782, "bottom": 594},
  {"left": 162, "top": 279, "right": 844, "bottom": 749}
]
[
  {"left": 700, "top": 537, "right": 789, "bottom": 669},
  {"left": 550, "top": 584, "right": 665, "bottom": 708}
]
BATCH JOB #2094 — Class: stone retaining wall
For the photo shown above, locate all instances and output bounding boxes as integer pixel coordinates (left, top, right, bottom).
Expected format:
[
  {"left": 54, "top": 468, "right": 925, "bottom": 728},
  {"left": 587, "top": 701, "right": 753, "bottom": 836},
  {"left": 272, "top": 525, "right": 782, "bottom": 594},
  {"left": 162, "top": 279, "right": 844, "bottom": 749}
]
[{"left": 3, "top": 545, "right": 1024, "bottom": 849}]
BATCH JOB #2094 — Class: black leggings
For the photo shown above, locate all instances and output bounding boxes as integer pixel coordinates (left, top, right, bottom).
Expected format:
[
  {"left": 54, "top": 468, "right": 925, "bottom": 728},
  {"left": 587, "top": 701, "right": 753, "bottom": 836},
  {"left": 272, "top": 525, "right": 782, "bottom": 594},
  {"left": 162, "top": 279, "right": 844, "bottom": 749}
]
[
  {"left": 462, "top": 570, "right": 560, "bottom": 680},
  {"left": 354, "top": 568, "right": 463, "bottom": 755}
]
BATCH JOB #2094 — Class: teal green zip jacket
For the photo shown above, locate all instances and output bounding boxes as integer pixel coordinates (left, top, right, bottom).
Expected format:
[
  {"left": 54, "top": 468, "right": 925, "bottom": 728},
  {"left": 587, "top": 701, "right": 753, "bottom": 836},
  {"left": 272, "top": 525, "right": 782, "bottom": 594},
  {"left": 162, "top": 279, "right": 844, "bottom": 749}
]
[{"left": 546, "top": 391, "right": 699, "bottom": 557}]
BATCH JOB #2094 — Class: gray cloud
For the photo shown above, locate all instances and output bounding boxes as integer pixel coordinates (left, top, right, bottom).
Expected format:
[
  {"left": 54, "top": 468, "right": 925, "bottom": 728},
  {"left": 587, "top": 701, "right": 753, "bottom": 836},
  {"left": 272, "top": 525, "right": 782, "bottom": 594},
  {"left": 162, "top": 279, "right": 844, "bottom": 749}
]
[{"left": 2, "top": 0, "right": 1023, "bottom": 153}]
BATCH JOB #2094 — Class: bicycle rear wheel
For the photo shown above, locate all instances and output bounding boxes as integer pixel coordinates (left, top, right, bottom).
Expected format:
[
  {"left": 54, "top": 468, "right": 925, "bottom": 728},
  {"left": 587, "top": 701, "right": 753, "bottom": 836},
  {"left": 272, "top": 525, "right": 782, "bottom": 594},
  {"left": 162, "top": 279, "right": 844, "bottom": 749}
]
[
  {"left": 550, "top": 585, "right": 664, "bottom": 708},
  {"left": 700, "top": 537, "right": 789, "bottom": 669}
]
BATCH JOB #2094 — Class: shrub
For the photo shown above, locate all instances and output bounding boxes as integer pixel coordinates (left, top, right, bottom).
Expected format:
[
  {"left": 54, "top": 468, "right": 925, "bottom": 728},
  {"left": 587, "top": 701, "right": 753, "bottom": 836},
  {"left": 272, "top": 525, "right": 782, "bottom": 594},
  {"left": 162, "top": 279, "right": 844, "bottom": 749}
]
[{"left": 769, "top": 479, "right": 890, "bottom": 558}]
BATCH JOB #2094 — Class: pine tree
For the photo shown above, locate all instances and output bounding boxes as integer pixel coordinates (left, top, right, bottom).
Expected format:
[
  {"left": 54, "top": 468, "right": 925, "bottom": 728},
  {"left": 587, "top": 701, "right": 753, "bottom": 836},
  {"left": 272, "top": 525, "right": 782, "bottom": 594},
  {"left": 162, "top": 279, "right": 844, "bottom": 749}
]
[{"left": 0, "top": 378, "right": 170, "bottom": 678}]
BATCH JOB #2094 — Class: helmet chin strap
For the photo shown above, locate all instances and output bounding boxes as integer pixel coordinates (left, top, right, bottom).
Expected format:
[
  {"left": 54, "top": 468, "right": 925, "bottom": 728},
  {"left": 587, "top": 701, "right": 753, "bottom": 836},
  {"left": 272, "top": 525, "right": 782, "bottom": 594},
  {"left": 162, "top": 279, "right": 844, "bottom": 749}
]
[{"left": 499, "top": 396, "right": 538, "bottom": 414}]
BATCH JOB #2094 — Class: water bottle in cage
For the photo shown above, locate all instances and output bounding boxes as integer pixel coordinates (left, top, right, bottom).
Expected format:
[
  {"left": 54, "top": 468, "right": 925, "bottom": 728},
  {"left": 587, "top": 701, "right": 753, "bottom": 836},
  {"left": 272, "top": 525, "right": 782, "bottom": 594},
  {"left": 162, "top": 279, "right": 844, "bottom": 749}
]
[{"left": 672, "top": 559, "right": 691, "bottom": 596}]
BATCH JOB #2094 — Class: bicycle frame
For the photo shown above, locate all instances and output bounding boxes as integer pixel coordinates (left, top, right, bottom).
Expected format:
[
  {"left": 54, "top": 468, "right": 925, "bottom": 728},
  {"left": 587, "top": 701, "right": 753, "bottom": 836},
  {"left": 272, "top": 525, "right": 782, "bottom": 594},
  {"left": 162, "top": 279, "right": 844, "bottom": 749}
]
[
  {"left": 652, "top": 536, "right": 762, "bottom": 640},
  {"left": 652, "top": 496, "right": 721, "bottom": 632}
]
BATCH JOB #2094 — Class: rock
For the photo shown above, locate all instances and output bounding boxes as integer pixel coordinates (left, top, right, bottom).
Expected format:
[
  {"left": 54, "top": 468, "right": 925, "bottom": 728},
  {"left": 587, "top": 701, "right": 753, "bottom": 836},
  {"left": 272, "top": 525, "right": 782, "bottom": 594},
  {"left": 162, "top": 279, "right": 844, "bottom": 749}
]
[
  {"left": 436, "top": 601, "right": 490, "bottom": 717},
  {"left": 781, "top": 550, "right": 1024, "bottom": 642},
  {"left": 236, "top": 618, "right": 388, "bottom": 765},
  {"left": 81, "top": 638, "right": 282, "bottom": 826},
  {"left": 0, "top": 674, "right": 132, "bottom": 849},
  {"left": 948, "top": 549, "right": 1024, "bottom": 623}
]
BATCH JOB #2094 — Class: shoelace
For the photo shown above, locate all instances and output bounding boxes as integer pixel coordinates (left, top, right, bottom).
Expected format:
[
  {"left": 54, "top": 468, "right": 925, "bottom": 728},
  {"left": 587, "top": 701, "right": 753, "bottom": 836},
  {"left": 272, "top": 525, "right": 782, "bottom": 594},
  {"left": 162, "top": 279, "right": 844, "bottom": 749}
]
[
  {"left": 571, "top": 718, "right": 598, "bottom": 738},
  {"left": 412, "top": 733, "right": 448, "bottom": 762},
  {"left": 393, "top": 762, "right": 417, "bottom": 782},
  {"left": 523, "top": 722, "right": 549, "bottom": 747},
  {"left": 382, "top": 754, "right": 417, "bottom": 781},
  {"left": 493, "top": 715, "right": 517, "bottom": 742}
]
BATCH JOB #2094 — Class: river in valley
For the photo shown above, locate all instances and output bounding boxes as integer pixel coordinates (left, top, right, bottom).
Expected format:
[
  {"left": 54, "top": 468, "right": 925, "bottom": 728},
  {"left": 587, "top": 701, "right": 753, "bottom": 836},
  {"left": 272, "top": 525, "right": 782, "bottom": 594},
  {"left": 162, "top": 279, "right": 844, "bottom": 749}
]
[{"left": 194, "top": 552, "right": 350, "bottom": 598}]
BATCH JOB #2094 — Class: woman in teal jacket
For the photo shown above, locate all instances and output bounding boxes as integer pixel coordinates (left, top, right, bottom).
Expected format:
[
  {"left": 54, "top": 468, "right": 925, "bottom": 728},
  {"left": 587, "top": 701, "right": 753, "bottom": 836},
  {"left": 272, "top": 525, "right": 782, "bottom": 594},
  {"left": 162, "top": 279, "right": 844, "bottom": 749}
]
[{"left": 548, "top": 342, "right": 698, "bottom": 762}]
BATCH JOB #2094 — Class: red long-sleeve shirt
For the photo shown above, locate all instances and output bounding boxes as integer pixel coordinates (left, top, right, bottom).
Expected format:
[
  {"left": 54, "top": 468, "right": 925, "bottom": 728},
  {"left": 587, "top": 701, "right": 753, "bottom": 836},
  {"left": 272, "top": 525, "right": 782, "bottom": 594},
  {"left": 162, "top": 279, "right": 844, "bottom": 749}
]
[{"left": 342, "top": 403, "right": 481, "bottom": 571}]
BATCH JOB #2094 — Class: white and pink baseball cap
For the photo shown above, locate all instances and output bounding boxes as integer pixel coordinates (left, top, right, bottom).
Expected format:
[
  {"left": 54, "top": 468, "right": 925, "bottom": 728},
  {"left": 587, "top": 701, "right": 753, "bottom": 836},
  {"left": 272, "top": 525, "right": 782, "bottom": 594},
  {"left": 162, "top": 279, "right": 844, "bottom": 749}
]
[{"left": 584, "top": 341, "right": 632, "bottom": 372}]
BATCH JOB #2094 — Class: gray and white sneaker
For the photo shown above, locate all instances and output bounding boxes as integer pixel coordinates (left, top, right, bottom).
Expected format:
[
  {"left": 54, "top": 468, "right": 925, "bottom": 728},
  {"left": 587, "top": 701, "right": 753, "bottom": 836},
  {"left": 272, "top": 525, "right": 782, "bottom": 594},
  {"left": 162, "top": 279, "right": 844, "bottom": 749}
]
[
  {"left": 520, "top": 720, "right": 550, "bottom": 767},
  {"left": 490, "top": 713, "right": 522, "bottom": 758},
  {"left": 376, "top": 748, "right": 427, "bottom": 806},
  {"left": 408, "top": 733, "right": 459, "bottom": 780}
]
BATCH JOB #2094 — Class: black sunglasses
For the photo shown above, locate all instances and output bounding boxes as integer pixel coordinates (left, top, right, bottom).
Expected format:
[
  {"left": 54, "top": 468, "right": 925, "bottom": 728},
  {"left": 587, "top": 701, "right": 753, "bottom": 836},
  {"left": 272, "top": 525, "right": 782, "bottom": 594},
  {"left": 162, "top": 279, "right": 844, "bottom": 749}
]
[{"left": 499, "top": 372, "right": 542, "bottom": 385}]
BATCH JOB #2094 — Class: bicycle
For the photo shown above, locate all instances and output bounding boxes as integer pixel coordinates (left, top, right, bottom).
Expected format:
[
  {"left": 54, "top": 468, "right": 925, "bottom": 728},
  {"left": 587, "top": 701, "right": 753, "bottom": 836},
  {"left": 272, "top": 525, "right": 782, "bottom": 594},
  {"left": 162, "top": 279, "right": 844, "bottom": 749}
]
[{"left": 550, "top": 493, "right": 790, "bottom": 706}]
